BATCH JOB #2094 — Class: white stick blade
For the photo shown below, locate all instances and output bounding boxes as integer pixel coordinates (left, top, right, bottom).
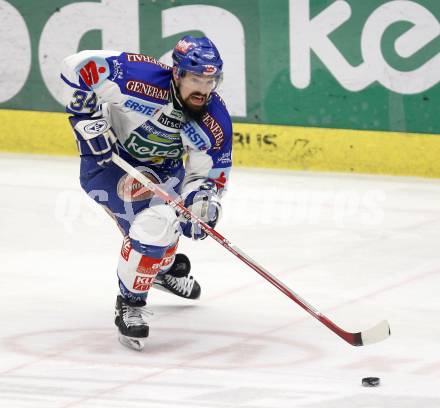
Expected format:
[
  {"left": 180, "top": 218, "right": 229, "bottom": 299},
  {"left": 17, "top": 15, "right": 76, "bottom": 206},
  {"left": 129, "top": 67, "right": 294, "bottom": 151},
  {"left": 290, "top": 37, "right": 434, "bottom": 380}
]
[{"left": 360, "top": 320, "right": 391, "bottom": 345}]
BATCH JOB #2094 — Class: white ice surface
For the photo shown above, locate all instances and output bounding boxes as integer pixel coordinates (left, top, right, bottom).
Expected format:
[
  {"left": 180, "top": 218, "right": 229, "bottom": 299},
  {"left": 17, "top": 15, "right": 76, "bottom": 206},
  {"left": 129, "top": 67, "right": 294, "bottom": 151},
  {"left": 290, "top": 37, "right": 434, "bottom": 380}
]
[{"left": 1, "top": 153, "right": 440, "bottom": 408}]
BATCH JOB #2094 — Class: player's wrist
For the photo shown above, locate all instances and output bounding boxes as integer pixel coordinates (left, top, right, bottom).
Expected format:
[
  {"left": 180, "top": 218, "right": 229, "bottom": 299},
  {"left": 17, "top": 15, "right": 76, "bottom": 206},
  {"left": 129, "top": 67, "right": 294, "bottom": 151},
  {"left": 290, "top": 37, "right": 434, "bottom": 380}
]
[{"left": 69, "top": 115, "right": 117, "bottom": 166}]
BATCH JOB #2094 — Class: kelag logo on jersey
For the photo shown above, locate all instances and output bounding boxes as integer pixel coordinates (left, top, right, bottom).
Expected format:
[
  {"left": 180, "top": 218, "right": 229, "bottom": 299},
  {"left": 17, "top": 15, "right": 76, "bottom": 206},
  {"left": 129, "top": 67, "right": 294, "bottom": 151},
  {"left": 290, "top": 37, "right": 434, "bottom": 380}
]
[{"left": 123, "top": 121, "right": 184, "bottom": 160}]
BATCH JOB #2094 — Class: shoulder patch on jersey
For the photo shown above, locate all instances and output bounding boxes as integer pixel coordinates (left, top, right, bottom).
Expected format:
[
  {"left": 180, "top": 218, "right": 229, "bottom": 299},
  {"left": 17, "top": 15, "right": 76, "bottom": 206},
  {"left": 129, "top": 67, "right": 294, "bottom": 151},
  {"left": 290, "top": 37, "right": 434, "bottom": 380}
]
[
  {"left": 200, "top": 112, "right": 225, "bottom": 150},
  {"left": 75, "top": 57, "right": 110, "bottom": 89},
  {"left": 125, "top": 53, "right": 172, "bottom": 71},
  {"left": 125, "top": 80, "right": 169, "bottom": 101}
]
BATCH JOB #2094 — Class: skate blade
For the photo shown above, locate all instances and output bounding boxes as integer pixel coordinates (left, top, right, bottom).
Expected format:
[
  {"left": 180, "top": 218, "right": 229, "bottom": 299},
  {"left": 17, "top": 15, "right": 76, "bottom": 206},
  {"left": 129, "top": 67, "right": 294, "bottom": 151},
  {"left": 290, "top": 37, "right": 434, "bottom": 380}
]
[{"left": 118, "top": 335, "right": 145, "bottom": 351}]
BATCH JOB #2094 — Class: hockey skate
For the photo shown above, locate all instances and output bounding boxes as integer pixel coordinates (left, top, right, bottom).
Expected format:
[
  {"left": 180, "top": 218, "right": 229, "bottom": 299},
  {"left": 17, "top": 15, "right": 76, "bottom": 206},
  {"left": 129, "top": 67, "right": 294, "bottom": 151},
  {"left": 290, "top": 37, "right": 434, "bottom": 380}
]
[
  {"left": 153, "top": 254, "right": 201, "bottom": 300},
  {"left": 114, "top": 295, "right": 151, "bottom": 351}
]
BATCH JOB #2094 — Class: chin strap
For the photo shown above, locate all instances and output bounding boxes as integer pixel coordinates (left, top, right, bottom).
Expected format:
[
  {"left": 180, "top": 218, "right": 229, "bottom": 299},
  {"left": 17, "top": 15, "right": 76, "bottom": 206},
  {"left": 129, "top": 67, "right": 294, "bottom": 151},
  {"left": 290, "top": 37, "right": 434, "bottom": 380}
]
[{"left": 170, "top": 79, "right": 184, "bottom": 110}]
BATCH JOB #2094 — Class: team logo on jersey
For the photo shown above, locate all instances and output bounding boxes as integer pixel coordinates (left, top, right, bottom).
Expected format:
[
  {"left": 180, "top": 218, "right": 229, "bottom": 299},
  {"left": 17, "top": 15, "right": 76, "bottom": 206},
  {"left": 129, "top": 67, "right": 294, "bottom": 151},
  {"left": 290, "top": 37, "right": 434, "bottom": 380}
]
[
  {"left": 201, "top": 112, "right": 225, "bottom": 149},
  {"left": 84, "top": 119, "right": 109, "bottom": 135},
  {"left": 78, "top": 60, "right": 107, "bottom": 87},
  {"left": 117, "top": 170, "right": 160, "bottom": 202}
]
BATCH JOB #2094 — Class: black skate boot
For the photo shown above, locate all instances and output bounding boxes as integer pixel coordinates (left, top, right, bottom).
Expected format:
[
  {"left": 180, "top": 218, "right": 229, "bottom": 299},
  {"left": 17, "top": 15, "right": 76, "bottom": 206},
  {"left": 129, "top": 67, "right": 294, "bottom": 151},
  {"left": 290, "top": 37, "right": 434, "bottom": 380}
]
[
  {"left": 152, "top": 254, "right": 201, "bottom": 300},
  {"left": 114, "top": 295, "right": 150, "bottom": 351}
]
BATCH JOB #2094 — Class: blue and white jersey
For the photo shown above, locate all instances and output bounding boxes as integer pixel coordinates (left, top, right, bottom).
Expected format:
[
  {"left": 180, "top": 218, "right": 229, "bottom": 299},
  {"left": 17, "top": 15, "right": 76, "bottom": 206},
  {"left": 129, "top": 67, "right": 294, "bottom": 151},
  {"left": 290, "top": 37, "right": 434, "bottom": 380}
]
[{"left": 61, "top": 50, "right": 232, "bottom": 196}]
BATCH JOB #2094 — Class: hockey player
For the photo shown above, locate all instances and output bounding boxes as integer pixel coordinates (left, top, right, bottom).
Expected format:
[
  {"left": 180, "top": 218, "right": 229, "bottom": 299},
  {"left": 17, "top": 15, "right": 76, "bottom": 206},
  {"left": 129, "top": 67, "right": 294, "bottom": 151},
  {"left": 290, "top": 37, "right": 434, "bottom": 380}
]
[{"left": 61, "top": 36, "right": 232, "bottom": 350}]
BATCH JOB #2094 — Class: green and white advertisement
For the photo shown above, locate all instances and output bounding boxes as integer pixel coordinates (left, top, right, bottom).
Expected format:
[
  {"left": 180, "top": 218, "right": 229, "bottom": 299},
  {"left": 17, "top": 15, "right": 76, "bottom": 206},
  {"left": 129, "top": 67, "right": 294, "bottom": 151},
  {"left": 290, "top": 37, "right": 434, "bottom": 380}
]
[{"left": 1, "top": 0, "right": 439, "bottom": 175}]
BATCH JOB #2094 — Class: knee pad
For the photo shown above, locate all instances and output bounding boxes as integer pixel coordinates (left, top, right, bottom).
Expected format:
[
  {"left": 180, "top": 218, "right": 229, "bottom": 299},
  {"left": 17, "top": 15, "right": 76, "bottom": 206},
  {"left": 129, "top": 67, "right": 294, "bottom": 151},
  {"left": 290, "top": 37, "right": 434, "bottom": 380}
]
[
  {"left": 117, "top": 236, "right": 178, "bottom": 302},
  {"left": 129, "top": 204, "right": 180, "bottom": 249},
  {"left": 118, "top": 205, "right": 179, "bottom": 301}
]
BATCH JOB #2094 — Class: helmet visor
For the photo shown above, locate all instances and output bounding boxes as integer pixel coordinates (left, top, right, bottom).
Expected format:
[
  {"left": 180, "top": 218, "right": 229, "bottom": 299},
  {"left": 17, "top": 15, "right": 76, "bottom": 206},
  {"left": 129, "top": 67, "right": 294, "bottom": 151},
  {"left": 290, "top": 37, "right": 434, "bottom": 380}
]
[{"left": 179, "top": 70, "right": 223, "bottom": 92}]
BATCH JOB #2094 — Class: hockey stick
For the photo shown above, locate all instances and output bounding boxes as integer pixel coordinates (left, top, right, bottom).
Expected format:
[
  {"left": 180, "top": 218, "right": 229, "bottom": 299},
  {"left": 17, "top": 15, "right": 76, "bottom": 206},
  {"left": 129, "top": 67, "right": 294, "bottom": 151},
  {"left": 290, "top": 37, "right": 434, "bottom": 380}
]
[{"left": 111, "top": 153, "right": 391, "bottom": 346}]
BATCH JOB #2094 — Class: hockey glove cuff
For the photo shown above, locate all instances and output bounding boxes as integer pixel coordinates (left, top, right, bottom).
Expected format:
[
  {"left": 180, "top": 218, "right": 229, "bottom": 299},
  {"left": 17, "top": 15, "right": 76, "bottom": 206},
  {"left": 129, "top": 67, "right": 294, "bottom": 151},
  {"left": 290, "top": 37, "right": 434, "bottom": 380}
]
[
  {"left": 69, "top": 115, "right": 117, "bottom": 167},
  {"left": 180, "top": 181, "right": 222, "bottom": 240}
]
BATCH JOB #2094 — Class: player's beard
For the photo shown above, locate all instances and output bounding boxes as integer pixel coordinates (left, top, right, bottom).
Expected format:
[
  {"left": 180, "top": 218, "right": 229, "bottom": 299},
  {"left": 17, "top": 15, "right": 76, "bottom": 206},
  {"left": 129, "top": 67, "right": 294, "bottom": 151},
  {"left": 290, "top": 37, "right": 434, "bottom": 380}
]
[{"left": 181, "top": 92, "right": 209, "bottom": 120}]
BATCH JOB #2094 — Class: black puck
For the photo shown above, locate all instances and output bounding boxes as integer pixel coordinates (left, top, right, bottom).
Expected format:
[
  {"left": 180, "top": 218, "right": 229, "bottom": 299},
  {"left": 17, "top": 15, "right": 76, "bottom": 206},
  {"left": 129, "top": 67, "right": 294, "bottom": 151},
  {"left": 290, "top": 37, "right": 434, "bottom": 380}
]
[{"left": 362, "top": 377, "right": 380, "bottom": 387}]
